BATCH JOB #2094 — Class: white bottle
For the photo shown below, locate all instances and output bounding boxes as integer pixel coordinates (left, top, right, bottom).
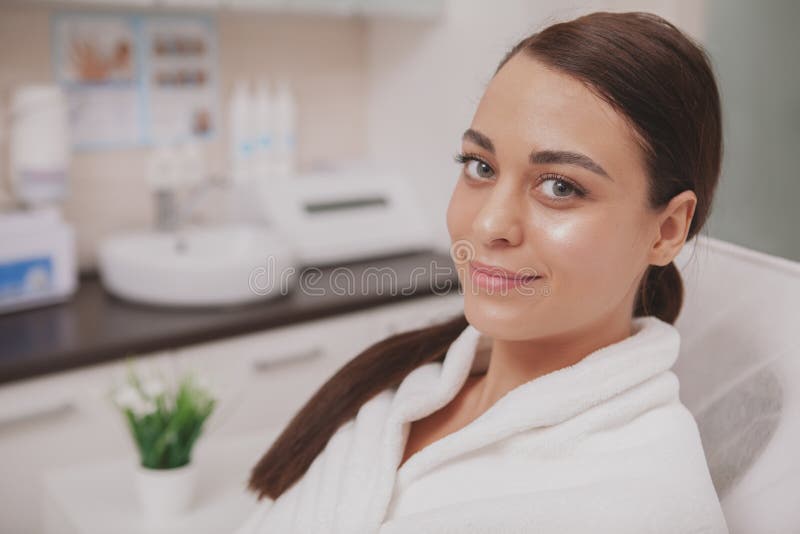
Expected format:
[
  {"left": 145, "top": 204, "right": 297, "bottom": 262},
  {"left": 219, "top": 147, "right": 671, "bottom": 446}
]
[
  {"left": 228, "top": 80, "right": 252, "bottom": 185},
  {"left": 9, "top": 85, "right": 71, "bottom": 207},
  {"left": 253, "top": 79, "right": 275, "bottom": 182},
  {"left": 273, "top": 78, "right": 297, "bottom": 179}
]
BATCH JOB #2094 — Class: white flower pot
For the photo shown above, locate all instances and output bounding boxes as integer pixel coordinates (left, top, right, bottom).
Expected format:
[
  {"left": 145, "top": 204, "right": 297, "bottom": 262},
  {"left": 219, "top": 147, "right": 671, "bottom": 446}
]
[{"left": 134, "top": 461, "right": 198, "bottom": 519}]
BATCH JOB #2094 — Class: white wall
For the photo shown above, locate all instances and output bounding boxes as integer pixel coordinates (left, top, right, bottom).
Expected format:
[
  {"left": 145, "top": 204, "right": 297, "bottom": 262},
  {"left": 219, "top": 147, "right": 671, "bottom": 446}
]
[{"left": 365, "top": 0, "right": 706, "bottom": 253}]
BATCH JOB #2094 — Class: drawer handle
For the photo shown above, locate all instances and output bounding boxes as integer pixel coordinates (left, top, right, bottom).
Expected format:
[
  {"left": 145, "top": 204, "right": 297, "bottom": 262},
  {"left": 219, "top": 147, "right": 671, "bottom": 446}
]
[
  {"left": 251, "top": 346, "right": 324, "bottom": 372},
  {"left": 0, "top": 398, "right": 75, "bottom": 430}
]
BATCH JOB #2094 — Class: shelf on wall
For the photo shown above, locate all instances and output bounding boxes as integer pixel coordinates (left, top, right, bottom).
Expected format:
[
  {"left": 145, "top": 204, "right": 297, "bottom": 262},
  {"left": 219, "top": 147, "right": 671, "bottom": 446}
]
[{"left": 42, "top": 0, "right": 445, "bottom": 19}]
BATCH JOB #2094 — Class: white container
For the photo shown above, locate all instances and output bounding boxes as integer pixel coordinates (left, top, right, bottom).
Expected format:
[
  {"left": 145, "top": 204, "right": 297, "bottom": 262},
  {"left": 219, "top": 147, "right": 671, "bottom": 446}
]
[
  {"left": 228, "top": 80, "right": 252, "bottom": 186},
  {"left": 273, "top": 78, "right": 297, "bottom": 179},
  {"left": 0, "top": 206, "right": 77, "bottom": 314},
  {"left": 9, "top": 85, "right": 70, "bottom": 207},
  {"left": 253, "top": 79, "right": 275, "bottom": 182},
  {"left": 135, "top": 461, "right": 198, "bottom": 519}
]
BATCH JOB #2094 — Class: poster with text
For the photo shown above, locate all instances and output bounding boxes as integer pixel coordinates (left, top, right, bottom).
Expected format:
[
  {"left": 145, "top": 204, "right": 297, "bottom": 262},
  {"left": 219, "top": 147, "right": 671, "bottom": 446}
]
[{"left": 52, "top": 13, "right": 218, "bottom": 150}]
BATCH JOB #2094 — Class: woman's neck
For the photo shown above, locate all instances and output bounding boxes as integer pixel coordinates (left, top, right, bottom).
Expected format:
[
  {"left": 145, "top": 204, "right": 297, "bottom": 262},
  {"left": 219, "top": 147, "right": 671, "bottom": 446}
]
[{"left": 470, "top": 314, "right": 635, "bottom": 416}]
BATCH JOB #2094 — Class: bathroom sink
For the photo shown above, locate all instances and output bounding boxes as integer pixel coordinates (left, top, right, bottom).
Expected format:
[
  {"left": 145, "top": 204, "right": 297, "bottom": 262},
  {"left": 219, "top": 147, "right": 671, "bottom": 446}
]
[{"left": 97, "top": 224, "right": 296, "bottom": 307}]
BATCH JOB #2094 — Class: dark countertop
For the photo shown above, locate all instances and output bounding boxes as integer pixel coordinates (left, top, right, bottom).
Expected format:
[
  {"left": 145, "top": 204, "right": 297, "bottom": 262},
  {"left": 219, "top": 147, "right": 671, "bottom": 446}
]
[{"left": 0, "top": 250, "right": 461, "bottom": 385}]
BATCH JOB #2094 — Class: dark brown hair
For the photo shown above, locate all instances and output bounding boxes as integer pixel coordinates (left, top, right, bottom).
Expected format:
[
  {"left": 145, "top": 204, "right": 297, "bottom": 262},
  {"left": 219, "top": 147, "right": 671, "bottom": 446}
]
[{"left": 247, "top": 10, "right": 723, "bottom": 501}]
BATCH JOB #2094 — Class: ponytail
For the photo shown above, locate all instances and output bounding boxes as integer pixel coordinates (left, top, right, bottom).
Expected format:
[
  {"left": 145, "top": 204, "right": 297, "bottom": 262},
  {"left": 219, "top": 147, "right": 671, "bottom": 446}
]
[{"left": 634, "top": 261, "right": 684, "bottom": 324}]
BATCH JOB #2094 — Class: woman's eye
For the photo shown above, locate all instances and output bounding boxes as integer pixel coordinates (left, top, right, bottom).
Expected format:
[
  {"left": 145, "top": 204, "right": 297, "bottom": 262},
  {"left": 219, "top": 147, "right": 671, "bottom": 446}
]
[
  {"left": 454, "top": 152, "right": 495, "bottom": 180},
  {"left": 465, "top": 159, "right": 494, "bottom": 180},
  {"left": 538, "top": 176, "right": 585, "bottom": 201}
]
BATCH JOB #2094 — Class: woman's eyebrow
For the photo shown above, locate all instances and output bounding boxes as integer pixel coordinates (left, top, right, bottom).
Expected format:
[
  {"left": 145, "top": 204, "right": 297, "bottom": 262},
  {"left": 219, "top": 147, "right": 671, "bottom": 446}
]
[{"left": 462, "top": 128, "right": 613, "bottom": 181}]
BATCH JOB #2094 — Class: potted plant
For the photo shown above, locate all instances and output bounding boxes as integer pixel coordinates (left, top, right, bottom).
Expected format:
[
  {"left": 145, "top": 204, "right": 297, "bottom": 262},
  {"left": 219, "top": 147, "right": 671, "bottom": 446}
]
[{"left": 109, "top": 358, "right": 217, "bottom": 519}]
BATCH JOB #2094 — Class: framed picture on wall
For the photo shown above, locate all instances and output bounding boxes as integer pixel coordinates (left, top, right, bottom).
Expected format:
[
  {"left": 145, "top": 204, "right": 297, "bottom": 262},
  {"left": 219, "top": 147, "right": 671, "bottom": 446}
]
[{"left": 51, "top": 12, "right": 219, "bottom": 150}]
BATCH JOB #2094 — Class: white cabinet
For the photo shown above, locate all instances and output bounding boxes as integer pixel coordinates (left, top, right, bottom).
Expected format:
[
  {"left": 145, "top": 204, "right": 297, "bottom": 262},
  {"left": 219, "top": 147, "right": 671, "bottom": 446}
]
[
  {"left": 172, "top": 314, "right": 355, "bottom": 438},
  {"left": 0, "top": 292, "right": 464, "bottom": 534},
  {"left": 0, "top": 352, "right": 174, "bottom": 534}
]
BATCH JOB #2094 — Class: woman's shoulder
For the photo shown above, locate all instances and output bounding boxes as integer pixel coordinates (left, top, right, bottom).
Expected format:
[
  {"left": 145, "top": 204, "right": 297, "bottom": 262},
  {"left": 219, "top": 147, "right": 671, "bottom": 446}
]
[
  {"left": 500, "top": 371, "right": 721, "bottom": 502},
  {"left": 558, "top": 371, "right": 710, "bottom": 467}
]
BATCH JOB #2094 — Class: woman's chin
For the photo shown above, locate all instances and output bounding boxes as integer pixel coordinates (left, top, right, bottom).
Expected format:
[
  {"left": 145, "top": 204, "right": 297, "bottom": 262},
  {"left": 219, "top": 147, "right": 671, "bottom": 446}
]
[{"left": 464, "top": 300, "right": 543, "bottom": 338}]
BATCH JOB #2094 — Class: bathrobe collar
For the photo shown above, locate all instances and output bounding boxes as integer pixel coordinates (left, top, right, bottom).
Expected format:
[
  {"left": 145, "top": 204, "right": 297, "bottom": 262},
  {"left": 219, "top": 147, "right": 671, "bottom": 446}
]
[{"left": 386, "top": 315, "right": 681, "bottom": 487}]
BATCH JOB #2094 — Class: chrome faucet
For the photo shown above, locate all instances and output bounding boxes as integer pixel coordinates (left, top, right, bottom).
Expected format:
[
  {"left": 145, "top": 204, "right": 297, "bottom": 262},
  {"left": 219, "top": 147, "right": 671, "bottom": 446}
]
[
  {"left": 154, "top": 188, "right": 180, "bottom": 232},
  {"left": 153, "top": 174, "right": 227, "bottom": 233}
]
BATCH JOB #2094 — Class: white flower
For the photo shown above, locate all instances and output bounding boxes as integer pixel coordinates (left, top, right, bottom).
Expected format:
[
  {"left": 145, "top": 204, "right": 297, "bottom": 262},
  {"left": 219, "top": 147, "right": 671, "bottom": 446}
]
[
  {"left": 113, "top": 384, "right": 157, "bottom": 417},
  {"left": 140, "top": 377, "right": 166, "bottom": 399},
  {"left": 131, "top": 398, "right": 157, "bottom": 417},
  {"left": 113, "top": 384, "right": 142, "bottom": 408}
]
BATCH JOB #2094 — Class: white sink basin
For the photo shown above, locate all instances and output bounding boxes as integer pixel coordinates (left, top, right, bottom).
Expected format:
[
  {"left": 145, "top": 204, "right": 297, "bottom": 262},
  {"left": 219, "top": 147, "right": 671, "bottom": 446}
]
[{"left": 97, "top": 225, "right": 296, "bottom": 307}]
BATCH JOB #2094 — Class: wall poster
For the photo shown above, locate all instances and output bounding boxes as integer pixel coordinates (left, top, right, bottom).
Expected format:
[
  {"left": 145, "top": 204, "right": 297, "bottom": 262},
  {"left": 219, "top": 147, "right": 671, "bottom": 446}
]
[{"left": 51, "top": 12, "right": 218, "bottom": 150}]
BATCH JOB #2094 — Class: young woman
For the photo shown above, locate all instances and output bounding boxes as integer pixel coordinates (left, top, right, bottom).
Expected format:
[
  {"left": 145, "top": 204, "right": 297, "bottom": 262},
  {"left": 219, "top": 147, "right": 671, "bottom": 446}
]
[{"left": 236, "top": 11, "right": 728, "bottom": 533}]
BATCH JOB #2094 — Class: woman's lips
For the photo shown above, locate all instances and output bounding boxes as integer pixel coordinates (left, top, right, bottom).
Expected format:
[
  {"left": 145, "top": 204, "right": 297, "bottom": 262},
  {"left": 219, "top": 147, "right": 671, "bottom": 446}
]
[{"left": 468, "top": 261, "right": 541, "bottom": 291}]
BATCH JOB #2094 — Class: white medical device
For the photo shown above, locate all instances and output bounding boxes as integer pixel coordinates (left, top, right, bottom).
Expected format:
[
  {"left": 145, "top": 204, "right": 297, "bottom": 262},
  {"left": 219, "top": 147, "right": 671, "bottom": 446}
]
[
  {"left": 259, "top": 168, "right": 436, "bottom": 267},
  {"left": 0, "top": 85, "right": 77, "bottom": 314},
  {"left": 0, "top": 207, "right": 77, "bottom": 314}
]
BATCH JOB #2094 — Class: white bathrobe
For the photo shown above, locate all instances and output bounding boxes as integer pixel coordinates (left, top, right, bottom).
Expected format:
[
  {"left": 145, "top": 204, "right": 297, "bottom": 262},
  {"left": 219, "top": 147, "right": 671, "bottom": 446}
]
[{"left": 235, "top": 315, "right": 729, "bottom": 534}]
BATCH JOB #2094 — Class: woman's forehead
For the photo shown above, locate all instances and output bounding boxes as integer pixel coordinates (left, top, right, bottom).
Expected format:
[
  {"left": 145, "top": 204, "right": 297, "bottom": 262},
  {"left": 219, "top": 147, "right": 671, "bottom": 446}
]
[{"left": 472, "top": 53, "right": 645, "bottom": 180}]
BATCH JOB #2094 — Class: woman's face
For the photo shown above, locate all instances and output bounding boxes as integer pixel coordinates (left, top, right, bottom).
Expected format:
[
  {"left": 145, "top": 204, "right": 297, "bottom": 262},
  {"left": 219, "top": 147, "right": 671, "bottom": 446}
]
[{"left": 447, "top": 53, "right": 685, "bottom": 341}]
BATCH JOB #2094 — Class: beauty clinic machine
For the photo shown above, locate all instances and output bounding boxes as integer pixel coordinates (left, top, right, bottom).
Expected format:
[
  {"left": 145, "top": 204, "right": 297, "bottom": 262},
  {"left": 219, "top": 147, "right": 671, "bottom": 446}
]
[{"left": 258, "top": 167, "right": 436, "bottom": 267}]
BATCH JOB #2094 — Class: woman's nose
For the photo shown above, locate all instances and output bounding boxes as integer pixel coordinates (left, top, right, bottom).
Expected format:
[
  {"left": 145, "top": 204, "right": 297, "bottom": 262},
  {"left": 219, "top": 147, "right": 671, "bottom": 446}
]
[{"left": 472, "top": 179, "right": 524, "bottom": 247}]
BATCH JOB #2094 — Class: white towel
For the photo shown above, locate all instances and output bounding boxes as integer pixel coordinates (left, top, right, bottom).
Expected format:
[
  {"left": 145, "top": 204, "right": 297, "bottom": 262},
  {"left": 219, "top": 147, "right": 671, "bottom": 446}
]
[{"left": 235, "top": 315, "right": 729, "bottom": 533}]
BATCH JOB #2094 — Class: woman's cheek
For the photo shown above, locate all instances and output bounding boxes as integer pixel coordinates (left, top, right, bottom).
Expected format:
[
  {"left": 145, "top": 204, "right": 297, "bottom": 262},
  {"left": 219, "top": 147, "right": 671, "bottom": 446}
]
[{"left": 534, "top": 215, "right": 616, "bottom": 292}]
